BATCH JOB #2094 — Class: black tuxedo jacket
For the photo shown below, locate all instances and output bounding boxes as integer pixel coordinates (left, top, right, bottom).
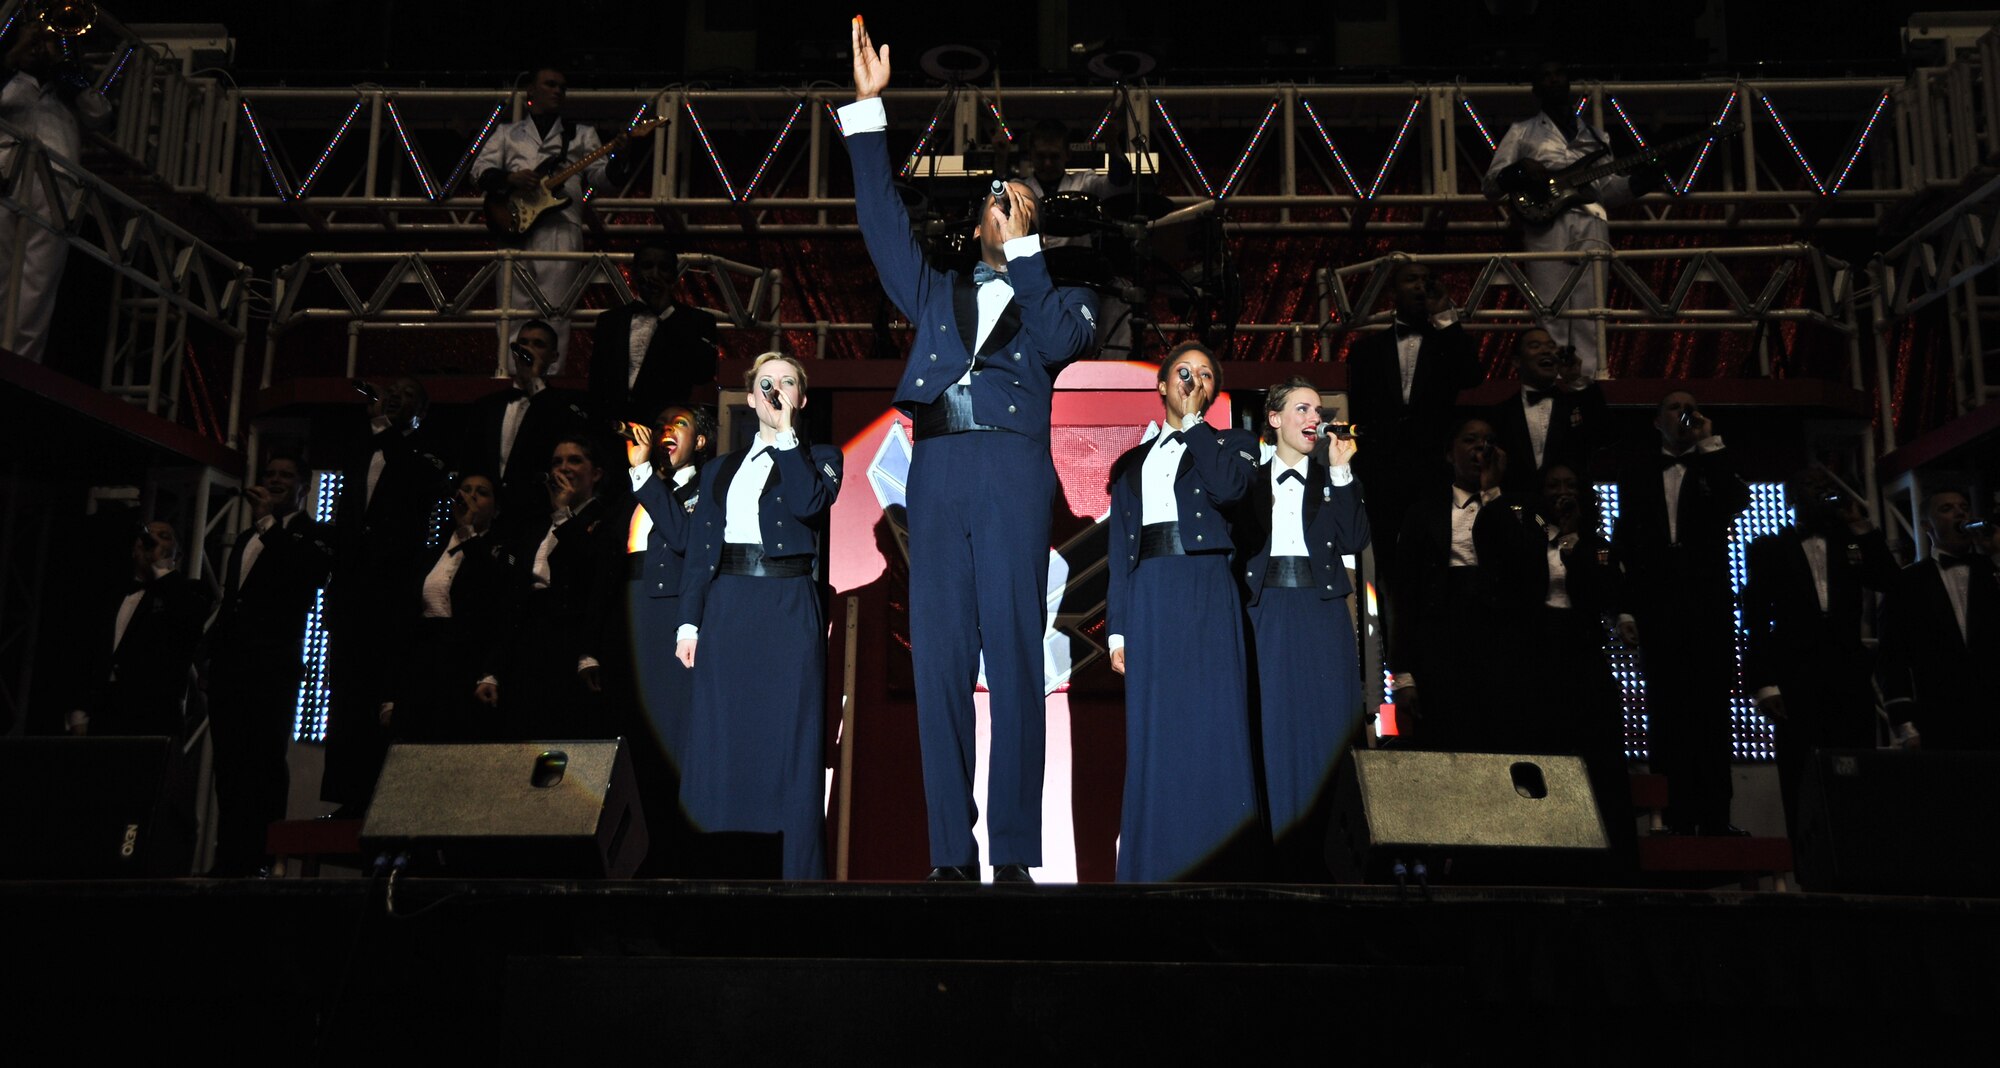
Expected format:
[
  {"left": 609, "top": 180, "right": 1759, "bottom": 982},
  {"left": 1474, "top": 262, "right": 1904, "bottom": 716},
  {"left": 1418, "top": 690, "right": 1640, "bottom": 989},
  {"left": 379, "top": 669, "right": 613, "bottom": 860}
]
[
  {"left": 208, "top": 511, "right": 335, "bottom": 658},
  {"left": 1519, "top": 521, "right": 1620, "bottom": 617},
  {"left": 462, "top": 384, "right": 594, "bottom": 512},
  {"left": 1387, "top": 486, "right": 1544, "bottom": 682},
  {"left": 328, "top": 421, "right": 453, "bottom": 630},
  {"left": 589, "top": 301, "right": 720, "bottom": 423},
  {"left": 393, "top": 529, "right": 532, "bottom": 695},
  {"left": 1742, "top": 525, "right": 1898, "bottom": 695},
  {"left": 1609, "top": 445, "right": 1750, "bottom": 618},
  {"left": 1878, "top": 554, "right": 2000, "bottom": 747},
  {"left": 1346, "top": 321, "right": 1483, "bottom": 479},
  {"left": 79, "top": 571, "right": 212, "bottom": 733},
  {"left": 1231, "top": 458, "right": 1371, "bottom": 606},
  {"left": 1486, "top": 382, "right": 1613, "bottom": 495}
]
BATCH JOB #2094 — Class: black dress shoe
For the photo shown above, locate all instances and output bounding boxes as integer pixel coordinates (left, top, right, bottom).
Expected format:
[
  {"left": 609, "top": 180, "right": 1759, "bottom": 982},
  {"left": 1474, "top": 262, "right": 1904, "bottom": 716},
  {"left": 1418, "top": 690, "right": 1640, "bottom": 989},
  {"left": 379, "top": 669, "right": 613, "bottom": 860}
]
[
  {"left": 925, "top": 865, "right": 978, "bottom": 882},
  {"left": 993, "top": 864, "right": 1034, "bottom": 884}
]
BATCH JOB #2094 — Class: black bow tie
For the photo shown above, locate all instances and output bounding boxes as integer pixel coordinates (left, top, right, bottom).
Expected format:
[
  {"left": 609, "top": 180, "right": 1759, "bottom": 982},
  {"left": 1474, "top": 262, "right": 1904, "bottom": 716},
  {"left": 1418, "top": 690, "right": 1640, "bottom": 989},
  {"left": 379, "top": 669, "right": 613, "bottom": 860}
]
[
  {"left": 1524, "top": 389, "right": 1557, "bottom": 407},
  {"left": 1661, "top": 452, "right": 1694, "bottom": 470},
  {"left": 749, "top": 446, "right": 775, "bottom": 464},
  {"left": 1937, "top": 553, "right": 1970, "bottom": 571},
  {"left": 1160, "top": 430, "right": 1187, "bottom": 446},
  {"left": 1277, "top": 469, "right": 1304, "bottom": 487}
]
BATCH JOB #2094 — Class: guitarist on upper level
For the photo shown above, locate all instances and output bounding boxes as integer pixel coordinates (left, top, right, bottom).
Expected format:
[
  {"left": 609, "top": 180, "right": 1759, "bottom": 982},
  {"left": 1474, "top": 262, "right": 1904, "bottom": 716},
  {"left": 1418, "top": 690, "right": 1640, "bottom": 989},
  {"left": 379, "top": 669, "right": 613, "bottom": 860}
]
[
  {"left": 474, "top": 65, "right": 638, "bottom": 373},
  {"left": 1483, "top": 62, "right": 1668, "bottom": 383}
]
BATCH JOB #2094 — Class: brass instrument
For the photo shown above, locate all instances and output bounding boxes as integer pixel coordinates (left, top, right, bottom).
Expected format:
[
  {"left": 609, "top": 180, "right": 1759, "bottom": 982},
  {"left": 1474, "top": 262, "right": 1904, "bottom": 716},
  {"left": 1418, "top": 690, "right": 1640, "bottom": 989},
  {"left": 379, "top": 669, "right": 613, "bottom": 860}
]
[{"left": 37, "top": 1, "right": 98, "bottom": 37}]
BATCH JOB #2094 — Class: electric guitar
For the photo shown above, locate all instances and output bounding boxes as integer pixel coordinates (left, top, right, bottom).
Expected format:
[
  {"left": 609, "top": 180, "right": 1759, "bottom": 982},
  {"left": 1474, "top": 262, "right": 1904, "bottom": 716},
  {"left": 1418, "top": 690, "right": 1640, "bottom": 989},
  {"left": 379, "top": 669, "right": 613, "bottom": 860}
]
[
  {"left": 1499, "top": 119, "right": 1743, "bottom": 226},
  {"left": 482, "top": 116, "right": 668, "bottom": 237}
]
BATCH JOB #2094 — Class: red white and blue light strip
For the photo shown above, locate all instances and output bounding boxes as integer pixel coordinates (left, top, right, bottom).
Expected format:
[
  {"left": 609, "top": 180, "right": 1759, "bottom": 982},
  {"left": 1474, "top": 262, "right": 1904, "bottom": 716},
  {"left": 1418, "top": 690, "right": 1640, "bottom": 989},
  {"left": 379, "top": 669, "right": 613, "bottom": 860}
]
[
  {"left": 1218, "top": 97, "right": 1281, "bottom": 197},
  {"left": 1089, "top": 99, "right": 1120, "bottom": 144},
  {"left": 740, "top": 100, "right": 807, "bottom": 200},
  {"left": 1366, "top": 97, "right": 1423, "bottom": 199},
  {"left": 1460, "top": 98, "right": 1497, "bottom": 151},
  {"left": 441, "top": 100, "right": 505, "bottom": 198},
  {"left": 1679, "top": 92, "right": 1739, "bottom": 192},
  {"left": 1300, "top": 98, "right": 1366, "bottom": 197},
  {"left": 381, "top": 97, "right": 437, "bottom": 200},
  {"left": 292, "top": 98, "right": 364, "bottom": 199},
  {"left": 1828, "top": 90, "right": 1893, "bottom": 195},
  {"left": 683, "top": 98, "right": 739, "bottom": 200},
  {"left": 238, "top": 99, "right": 294, "bottom": 202},
  {"left": 1758, "top": 93, "right": 1828, "bottom": 195},
  {"left": 985, "top": 98, "right": 1013, "bottom": 142},
  {"left": 1150, "top": 96, "right": 1214, "bottom": 197},
  {"left": 824, "top": 101, "right": 845, "bottom": 136},
  {"left": 898, "top": 105, "right": 948, "bottom": 178},
  {"left": 583, "top": 102, "right": 653, "bottom": 201},
  {"left": 1607, "top": 96, "right": 1683, "bottom": 195}
]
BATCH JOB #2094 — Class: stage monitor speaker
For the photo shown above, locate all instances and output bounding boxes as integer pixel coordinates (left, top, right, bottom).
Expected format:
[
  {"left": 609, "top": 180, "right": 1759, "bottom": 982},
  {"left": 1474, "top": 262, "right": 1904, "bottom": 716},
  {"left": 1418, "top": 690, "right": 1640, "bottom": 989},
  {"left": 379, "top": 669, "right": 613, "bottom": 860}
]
[
  {"left": 360, "top": 739, "right": 648, "bottom": 878},
  {"left": 1329, "top": 749, "right": 1608, "bottom": 883},
  {"left": 1795, "top": 749, "right": 2000, "bottom": 895},
  {"left": 0, "top": 736, "right": 173, "bottom": 878}
]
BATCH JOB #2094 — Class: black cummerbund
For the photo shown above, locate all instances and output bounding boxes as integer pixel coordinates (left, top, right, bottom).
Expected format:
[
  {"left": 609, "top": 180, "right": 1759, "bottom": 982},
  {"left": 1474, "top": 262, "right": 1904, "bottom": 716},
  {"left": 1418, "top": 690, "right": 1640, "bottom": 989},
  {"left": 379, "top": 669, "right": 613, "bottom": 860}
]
[
  {"left": 1139, "top": 522, "right": 1185, "bottom": 560},
  {"left": 1264, "top": 556, "right": 1314, "bottom": 588},
  {"left": 910, "top": 383, "right": 996, "bottom": 439},
  {"left": 719, "top": 543, "right": 813, "bottom": 579}
]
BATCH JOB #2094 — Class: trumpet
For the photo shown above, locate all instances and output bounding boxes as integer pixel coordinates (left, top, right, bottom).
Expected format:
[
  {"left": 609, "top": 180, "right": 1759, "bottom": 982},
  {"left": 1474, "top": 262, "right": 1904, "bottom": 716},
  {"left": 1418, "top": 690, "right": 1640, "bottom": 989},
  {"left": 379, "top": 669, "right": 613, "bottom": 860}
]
[{"left": 38, "top": 1, "right": 97, "bottom": 37}]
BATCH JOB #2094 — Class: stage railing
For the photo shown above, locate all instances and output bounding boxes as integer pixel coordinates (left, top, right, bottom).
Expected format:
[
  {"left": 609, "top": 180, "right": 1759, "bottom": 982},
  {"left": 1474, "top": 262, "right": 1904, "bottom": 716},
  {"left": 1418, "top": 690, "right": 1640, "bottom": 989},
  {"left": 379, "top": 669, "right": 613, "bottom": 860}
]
[{"left": 208, "top": 76, "right": 1918, "bottom": 235}]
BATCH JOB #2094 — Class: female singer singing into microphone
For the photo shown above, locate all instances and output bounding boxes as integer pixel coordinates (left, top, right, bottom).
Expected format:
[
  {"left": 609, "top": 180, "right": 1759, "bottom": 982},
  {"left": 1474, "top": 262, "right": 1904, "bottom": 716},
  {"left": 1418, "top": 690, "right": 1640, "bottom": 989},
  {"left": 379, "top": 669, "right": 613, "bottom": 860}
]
[
  {"left": 1105, "top": 341, "right": 1262, "bottom": 882},
  {"left": 674, "top": 354, "right": 843, "bottom": 879},
  {"left": 1234, "top": 378, "right": 1370, "bottom": 880}
]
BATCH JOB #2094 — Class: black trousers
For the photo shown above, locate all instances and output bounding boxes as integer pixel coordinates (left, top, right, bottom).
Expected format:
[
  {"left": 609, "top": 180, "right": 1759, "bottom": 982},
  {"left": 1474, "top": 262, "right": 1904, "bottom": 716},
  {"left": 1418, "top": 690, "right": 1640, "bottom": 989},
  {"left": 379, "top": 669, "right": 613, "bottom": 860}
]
[
  {"left": 1635, "top": 600, "right": 1737, "bottom": 830},
  {"left": 206, "top": 648, "right": 302, "bottom": 874}
]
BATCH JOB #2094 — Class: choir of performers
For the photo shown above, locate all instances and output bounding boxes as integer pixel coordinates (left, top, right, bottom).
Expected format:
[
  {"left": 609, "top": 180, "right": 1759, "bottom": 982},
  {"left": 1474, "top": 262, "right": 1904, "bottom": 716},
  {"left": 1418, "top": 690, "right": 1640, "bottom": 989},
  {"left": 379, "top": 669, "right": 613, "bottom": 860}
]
[
  {"left": 845, "top": 16, "right": 1100, "bottom": 883},
  {"left": 1233, "top": 378, "right": 1370, "bottom": 881},
  {"left": 1106, "top": 343, "right": 1263, "bottom": 881},
  {"left": 673, "top": 354, "right": 843, "bottom": 880}
]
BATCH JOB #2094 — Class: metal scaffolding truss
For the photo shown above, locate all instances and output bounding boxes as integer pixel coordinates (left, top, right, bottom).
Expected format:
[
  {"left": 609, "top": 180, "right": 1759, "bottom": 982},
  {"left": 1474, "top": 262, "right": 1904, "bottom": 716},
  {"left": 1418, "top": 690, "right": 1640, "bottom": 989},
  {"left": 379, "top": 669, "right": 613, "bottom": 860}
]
[
  {"left": 209, "top": 75, "right": 1912, "bottom": 236},
  {"left": 265, "top": 249, "right": 782, "bottom": 378},
  {"left": 0, "top": 117, "right": 253, "bottom": 440}
]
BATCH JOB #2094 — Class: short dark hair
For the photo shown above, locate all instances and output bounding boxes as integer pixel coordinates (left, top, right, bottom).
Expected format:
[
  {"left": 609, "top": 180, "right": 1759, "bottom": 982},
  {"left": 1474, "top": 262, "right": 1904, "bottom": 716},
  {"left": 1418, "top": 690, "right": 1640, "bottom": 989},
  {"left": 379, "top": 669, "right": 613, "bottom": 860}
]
[
  {"left": 1158, "top": 341, "right": 1223, "bottom": 389},
  {"left": 1513, "top": 327, "right": 1555, "bottom": 358},
  {"left": 1262, "top": 376, "right": 1320, "bottom": 442},
  {"left": 549, "top": 435, "right": 602, "bottom": 471},
  {"left": 261, "top": 452, "right": 304, "bottom": 475},
  {"left": 1921, "top": 487, "right": 1969, "bottom": 517},
  {"left": 1031, "top": 119, "right": 1069, "bottom": 145},
  {"left": 518, "top": 319, "right": 558, "bottom": 346},
  {"left": 457, "top": 468, "right": 505, "bottom": 513}
]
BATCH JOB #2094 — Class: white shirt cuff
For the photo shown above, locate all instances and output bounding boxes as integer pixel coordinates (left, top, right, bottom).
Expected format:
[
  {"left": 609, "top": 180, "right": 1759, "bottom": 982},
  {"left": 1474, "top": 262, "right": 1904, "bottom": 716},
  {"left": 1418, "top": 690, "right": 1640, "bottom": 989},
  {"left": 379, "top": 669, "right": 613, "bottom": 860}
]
[
  {"left": 254, "top": 515, "right": 277, "bottom": 533},
  {"left": 1617, "top": 613, "right": 1637, "bottom": 627},
  {"left": 1754, "top": 686, "right": 1780, "bottom": 702},
  {"left": 1180, "top": 411, "right": 1206, "bottom": 432},
  {"left": 1002, "top": 235, "right": 1043, "bottom": 260},
  {"left": 1393, "top": 672, "right": 1416, "bottom": 690},
  {"left": 1697, "top": 435, "right": 1725, "bottom": 453},
  {"left": 369, "top": 415, "right": 392, "bottom": 433},
  {"left": 477, "top": 674, "right": 497, "bottom": 687},
  {"left": 1330, "top": 464, "right": 1354, "bottom": 487},
  {"left": 774, "top": 428, "right": 800, "bottom": 450},
  {"left": 1430, "top": 309, "right": 1458, "bottom": 329},
  {"left": 1108, "top": 634, "right": 1124, "bottom": 653},
  {"left": 577, "top": 656, "right": 600, "bottom": 673},
  {"left": 837, "top": 98, "right": 887, "bottom": 135},
  {"left": 629, "top": 463, "right": 653, "bottom": 487},
  {"left": 676, "top": 624, "right": 699, "bottom": 643}
]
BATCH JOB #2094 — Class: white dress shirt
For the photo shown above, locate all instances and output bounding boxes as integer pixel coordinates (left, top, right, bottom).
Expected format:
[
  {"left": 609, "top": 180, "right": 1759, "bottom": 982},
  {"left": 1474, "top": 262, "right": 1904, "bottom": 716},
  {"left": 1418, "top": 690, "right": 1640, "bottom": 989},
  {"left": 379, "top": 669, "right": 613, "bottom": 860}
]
[
  {"left": 1543, "top": 526, "right": 1577, "bottom": 610},
  {"left": 1449, "top": 485, "right": 1502, "bottom": 567},
  {"left": 1269, "top": 455, "right": 1312, "bottom": 558},
  {"left": 626, "top": 305, "right": 677, "bottom": 388},
  {"left": 498, "top": 377, "right": 546, "bottom": 478},
  {"left": 1522, "top": 389, "right": 1555, "bottom": 468},
  {"left": 422, "top": 530, "right": 470, "bottom": 618},
  {"left": 1393, "top": 310, "right": 1459, "bottom": 403},
  {"left": 1660, "top": 435, "right": 1726, "bottom": 544},
  {"left": 234, "top": 510, "right": 299, "bottom": 590}
]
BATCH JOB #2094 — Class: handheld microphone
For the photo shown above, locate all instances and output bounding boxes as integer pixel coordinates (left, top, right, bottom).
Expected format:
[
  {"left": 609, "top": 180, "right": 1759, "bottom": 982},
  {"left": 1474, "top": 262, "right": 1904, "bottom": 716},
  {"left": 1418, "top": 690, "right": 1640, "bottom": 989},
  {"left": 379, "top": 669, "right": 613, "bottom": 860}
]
[
  {"left": 1176, "top": 365, "right": 1193, "bottom": 389},
  {"left": 1317, "top": 421, "right": 1364, "bottom": 441},
  {"left": 991, "top": 178, "right": 1011, "bottom": 217},
  {"left": 759, "top": 376, "right": 781, "bottom": 411},
  {"left": 509, "top": 341, "right": 536, "bottom": 367},
  {"left": 1963, "top": 519, "right": 1992, "bottom": 536},
  {"left": 352, "top": 379, "right": 379, "bottom": 403},
  {"left": 610, "top": 420, "right": 639, "bottom": 444}
]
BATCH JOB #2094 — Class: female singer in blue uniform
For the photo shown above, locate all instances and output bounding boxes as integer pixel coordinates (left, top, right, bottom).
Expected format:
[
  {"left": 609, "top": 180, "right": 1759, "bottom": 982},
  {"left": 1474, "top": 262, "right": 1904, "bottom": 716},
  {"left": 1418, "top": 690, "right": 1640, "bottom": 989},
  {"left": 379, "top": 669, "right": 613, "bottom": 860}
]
[
  {"left": 674, "top": 354, "right": 843, "bottom": 879},
  {"left": 1106, "top": 342, "right": 1262, "bottom": 882},
  {"left": 621, "top": 406, "right": 712, "bottom": 772},
  {"left": 1236, "top": 377, "right": 1370, "bottom": 880}
]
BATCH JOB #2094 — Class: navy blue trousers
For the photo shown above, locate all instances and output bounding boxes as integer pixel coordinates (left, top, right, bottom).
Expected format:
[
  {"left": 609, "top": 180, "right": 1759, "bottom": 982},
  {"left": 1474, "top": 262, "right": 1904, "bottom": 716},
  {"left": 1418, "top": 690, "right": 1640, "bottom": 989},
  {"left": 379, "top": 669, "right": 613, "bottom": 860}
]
[
  {"left": 907, "top": 430, "right": 1054, "bottom": 868},
  {"left": 681, "top": 573, "right": 827, "bottom": 880},
  {"left": 1247, "top": 587, "right": 1363, "bottom": 880},
  {"left": 1118, "top": 553, "right": 1260, "bottom": 882}
]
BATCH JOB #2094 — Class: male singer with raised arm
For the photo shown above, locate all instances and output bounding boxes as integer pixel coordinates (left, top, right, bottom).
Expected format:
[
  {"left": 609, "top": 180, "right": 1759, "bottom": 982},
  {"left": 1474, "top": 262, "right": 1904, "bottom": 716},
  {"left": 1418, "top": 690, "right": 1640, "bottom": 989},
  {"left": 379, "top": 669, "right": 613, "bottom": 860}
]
[{"left": 845, "top": 17, "right": 1100, "bottom": 883}]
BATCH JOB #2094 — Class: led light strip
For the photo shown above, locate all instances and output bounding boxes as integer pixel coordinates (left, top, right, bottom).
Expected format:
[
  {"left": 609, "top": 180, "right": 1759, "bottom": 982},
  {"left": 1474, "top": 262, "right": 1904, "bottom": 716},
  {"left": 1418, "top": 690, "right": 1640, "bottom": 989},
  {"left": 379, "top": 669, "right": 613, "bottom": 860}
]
[
  {"left": 899, "top": 105, "right": 946, "bottom": 178},
  {"left": 1758, "top": 94, "right": 1828, "bottom": 195},
  {"left": 440, "top": 100, "right": 505, "bottom": 199},
  {"left": 1089, "top": 99, "right": 1119, "bottom": 143},
  {"left": 1828, "top": 90, "right": 1892, "bottom": 195},
  {"left": 1150, "top": 96, "right": 1214, "bottom": 197},
  {"left": 584, "top": 102, "right": 653, "bottom": 202},
  {"left": 1679, "top": 91, "right": 1739, "bottom": 192},
  {"left": 102, "top": 46, "right": 137, "bottom": 91},
  {"left": 1300, "top": 98, "right": 1366, "bottom": 197},
  {"left": 1574, "top": 96, "right": 1588, "bottom": 118},
  {"left": 741, "top": 100, "right": 807, "bottom": 200},
  {"left": 296, "top": 98, "right": 364, "bottom": 198},
  {"left": 381, "top": 97, "right": 437, "bottom": 200},
  {"left": 1607, "top": 96, "right": 1683, "bottom": 195},
  {"left": 683, "top": 98, "right": 739, "bottom": 200},
  {"left": 238, "top": 99, "right": 294, "bottom": 202},
  {"left": 825, "top": 101, "right": 845, "bottom": 136},
  {"left": 1218, "top": 97, "right": 1280, "bottom": 197},
  {"left": 1366, "top": 97, "right": 1423, "bottom": 199},
  {"left": 985, "top": 98, "right": 1013, "bottom": 142},
  {"left": 1459, "top": 98, "right": 1497, "bottom": 151}
]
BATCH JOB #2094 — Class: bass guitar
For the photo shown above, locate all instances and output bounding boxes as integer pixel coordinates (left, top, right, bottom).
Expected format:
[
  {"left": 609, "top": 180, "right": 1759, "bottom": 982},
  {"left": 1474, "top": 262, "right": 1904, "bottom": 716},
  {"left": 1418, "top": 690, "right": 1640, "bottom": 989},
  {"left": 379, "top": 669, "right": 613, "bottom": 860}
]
[
  {"left": 1499, "top": 119, "right": 1743, "bottom": 226},
  {"left": 482, "top": 116, "right": 668, "bottom": 237}
]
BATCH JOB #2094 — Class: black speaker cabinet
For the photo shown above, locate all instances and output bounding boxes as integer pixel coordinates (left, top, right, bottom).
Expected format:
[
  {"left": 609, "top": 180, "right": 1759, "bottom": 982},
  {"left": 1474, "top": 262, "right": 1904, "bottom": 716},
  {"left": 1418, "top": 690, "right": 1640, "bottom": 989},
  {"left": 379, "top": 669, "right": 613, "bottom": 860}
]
[
  {"left": 360, "top": 739, "right": 649, "bottom": 878},
  {"left": 1796, "top": 749, "right": 2000, "bottom": 895},
  {"left": 1329, "top": 749, "right": 1608, "bottom": 883},
  {"left": 0, "top": 736, "right": 173, "bottom": 878}
]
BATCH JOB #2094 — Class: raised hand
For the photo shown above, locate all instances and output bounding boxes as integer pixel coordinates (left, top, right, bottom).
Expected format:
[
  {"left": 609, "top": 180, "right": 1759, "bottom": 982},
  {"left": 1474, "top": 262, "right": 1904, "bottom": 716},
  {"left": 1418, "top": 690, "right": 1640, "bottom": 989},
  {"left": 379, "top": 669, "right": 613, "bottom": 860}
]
[
  {"left": 999, "top": 181, "right": 1038, "bottom": 243},
  {"left": 1478, "top": 443, "right": 1508, "bottom": 492},
  {"left": 852, "top": 16, "right": 890, "bottom": 100},
  {"left": 246, "top": 484, "right": 275, "bottom": 520},
  {"left": 625, "top": 424, "right": 653, "bottom": 469},
  {"left": 1327, "top": 435, "right": 1359, "bottom": 468}
]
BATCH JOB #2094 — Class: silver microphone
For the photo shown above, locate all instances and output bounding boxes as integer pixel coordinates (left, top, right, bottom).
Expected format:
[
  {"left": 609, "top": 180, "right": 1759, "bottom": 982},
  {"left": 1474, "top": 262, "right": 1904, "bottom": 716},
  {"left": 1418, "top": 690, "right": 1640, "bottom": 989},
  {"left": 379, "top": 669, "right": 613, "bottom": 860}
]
[{"left": 991, "top": 178, "right": 1010, "bottom": 217}]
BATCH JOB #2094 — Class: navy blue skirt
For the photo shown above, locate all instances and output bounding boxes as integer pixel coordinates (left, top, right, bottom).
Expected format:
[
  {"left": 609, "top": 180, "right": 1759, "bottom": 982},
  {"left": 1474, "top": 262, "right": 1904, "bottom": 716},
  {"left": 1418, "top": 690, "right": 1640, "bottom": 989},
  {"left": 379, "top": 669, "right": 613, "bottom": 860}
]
[
  {"left": 628, "top": 584, "right": 694, "bottom": 770},
  {"left": 1247, "top": 586, "right": 1363, "bottom": 848},
  {"left": 680, "top": 572, "right": 827, "bottom": 880},
  {"left": 1117, "top": 553, "right": 1260, "bottom": 882}
]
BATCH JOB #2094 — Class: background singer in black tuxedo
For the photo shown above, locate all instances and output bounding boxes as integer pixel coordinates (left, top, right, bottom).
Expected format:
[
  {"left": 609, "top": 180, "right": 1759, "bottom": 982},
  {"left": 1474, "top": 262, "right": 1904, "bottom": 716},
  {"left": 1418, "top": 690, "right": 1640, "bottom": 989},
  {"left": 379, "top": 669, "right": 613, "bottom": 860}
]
[
  {"left": 1486, "top": 327, "right": 1613, "bottom": 497},
  {"left": 1611, "top": 390, "right": 1749, "bottom": 835},
  {"left": 67, "top": 521, "right": 211, "bottom": 740},
  {"left": 1878, "top": 488, "right": 2000, "bottom": 752},
  {"left": 202, "top": 454, "right": 334, "bottom": 875},
  {"left": 590, "top": 238, "right": 720, "bottom": 424},
  {"left": 1347, "top": 261, "right": 1483, "bottom": 649},
  {"left": 463, "top": 319, "right": 593, "bottom": 538}
]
